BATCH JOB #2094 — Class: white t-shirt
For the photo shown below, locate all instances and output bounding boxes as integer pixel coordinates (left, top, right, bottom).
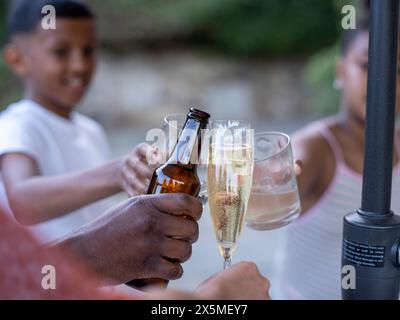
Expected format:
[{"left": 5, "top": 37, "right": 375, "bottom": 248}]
[{"left": 0, "top": 99, "right": 117, "bottom": 242}]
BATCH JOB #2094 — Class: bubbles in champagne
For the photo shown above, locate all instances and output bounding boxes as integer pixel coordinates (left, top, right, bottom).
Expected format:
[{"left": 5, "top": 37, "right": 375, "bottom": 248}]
[{"left": 208, "top": 144, "right": 253, "bottom": 259}]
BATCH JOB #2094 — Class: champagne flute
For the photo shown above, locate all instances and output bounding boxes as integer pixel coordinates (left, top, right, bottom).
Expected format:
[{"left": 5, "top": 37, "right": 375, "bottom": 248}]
[
  {"left": 207, "top": 120, "right": 254, "bottom": 270},
  {"left": 163, "top": 113, "right": 186, "bottom": 156}
]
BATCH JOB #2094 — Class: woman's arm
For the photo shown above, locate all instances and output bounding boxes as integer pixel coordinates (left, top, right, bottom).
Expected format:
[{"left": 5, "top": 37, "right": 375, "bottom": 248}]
[{"left": 292, "top": 131, "right": 332, "bottom": 214}]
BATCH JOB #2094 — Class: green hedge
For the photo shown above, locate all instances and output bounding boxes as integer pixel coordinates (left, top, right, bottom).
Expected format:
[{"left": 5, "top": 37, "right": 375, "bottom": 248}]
[
  {"left": 304, "top": 0, "right": 362, "bottom": 115},
  {"left": 0, "top": 59, "right": 20, "bottom": 111},
  {"left": 304, "top": 45, "right": 341, "bottom": 115},
  {"left": 1, "top": 0, "right": 21, "bottom": 110},
  {"left": 0, "top": 0, "right": 6, "bottom": 46},
  {"left": 90, "top": 0, "right": 348, "bottom": 56},
  {"left": 0, "top": 0, "right": 361, "bottom": 113},
  {"left": 0, "top": 0, "right": 357, "bottom": 57}
]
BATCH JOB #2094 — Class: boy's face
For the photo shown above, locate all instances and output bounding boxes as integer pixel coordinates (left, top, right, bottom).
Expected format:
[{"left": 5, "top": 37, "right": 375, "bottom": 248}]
[
  {"left": 337, "top": 32, "right": 400, "bottom": 125},
  {"left": 9, "top": 18, "right": 97, "bottom": 116}
]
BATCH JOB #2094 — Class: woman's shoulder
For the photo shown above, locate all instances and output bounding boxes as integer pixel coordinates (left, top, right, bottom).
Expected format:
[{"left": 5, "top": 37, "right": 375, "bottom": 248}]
[
  {"left": 292, "top": 118, "right": 337, "bottom": 154},
  {"left": 291, "top": 117, "right": 338, "bottom": 182},
  {"left": 292, "top": 118, "right": 339, "bottom": 211}
]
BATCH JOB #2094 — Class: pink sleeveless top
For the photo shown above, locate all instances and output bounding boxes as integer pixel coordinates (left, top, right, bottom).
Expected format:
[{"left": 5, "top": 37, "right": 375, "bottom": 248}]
[{"left": 279, "top": 120, "right": 400, "bottom": 300}]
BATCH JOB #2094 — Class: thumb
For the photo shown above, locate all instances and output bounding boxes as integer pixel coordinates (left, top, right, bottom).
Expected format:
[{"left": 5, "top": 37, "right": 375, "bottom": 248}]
[{"left": 294, "top": 160, "right": 302, "bottom": 176}]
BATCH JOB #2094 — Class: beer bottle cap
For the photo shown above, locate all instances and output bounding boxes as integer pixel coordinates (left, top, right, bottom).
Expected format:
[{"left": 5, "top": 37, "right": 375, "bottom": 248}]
[{"left": 188, "top": 107, "right": 211, "bottom": 123}]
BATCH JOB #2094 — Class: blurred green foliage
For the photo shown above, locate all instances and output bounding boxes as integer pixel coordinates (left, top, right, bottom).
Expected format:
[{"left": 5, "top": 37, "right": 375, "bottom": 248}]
[
  {"left": 0, "top": 0, "right": 6, "bottom": 46},
  {"left": 304, "top": 45, "right": 341, "bottom": 115},
  {"left": 0, "top": 58, "right": 20, "bottom": 111},
  {"left": 0, "top": 0, "right": 17, "bottom": 111},
  {"left": 0, "top": 0, "right": 364, "bottom": 114},
  {"left": 91, "top": 0, "right": 344, "bottom": 56},
  {"left": 304, "top": 0, "right": 362, "bottom": 115},
  {"left": 88, "top": 0, "right": 357, "bottom": 115}
]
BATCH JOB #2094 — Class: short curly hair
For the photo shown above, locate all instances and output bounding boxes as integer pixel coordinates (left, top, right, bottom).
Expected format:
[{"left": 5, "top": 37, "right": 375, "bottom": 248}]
[{"left": 6, "top": 0, "right": 94, "bottom": 42}]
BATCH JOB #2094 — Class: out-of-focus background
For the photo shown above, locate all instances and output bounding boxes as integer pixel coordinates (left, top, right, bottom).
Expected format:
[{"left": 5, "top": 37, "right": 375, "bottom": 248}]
[{"left": 0, "top": 0, "right": 366, "bottom": 296}]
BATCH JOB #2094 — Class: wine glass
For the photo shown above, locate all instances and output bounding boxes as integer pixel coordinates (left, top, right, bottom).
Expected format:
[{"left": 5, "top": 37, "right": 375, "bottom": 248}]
[
  {"left": 246, "top": 132, "right": 301, "bottom": 230},
  {"left": 162, "top": 113, "right": 186, "bottom": 156},
  {"left": 207, "top": 120, "right": 254, "bottom": 270}
]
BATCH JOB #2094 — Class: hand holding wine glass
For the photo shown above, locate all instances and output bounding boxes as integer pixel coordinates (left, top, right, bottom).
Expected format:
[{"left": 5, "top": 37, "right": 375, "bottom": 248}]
[{"left": 246, "top": 132, "right": 302, "bottom": 230}]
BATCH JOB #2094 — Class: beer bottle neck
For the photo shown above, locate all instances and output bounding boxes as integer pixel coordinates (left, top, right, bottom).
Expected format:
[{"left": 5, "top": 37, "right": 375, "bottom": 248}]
[{"left": 168, "top": 118, "right": 203, "bottom": 169}]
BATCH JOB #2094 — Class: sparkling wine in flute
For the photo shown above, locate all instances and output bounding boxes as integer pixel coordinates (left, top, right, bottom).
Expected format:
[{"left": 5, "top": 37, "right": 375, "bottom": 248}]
[
  {"left": 127, "top": 108, "right": 210, "bottom": 290},
  {"left": 208, "top": 143, "right": 253, "bottom": 268}
]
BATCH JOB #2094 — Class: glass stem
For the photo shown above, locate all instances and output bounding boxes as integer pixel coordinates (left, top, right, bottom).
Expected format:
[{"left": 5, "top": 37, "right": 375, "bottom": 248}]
[{"left": 223, "top": 256, "right": 232, "bottom": 270}]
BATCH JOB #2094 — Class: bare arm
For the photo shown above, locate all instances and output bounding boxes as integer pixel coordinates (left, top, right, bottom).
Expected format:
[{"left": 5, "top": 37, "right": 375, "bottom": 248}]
[
  {"left": 1, "top": 153, "right": 123, "bottom": 225},
  {"left": 1, "top": 193, "right": 269, "bottom": 300},
  {"left": 1, "top": 143, "right": 156, "bottom": 225},
  {"left": 54, "top": 194, "right": 269, "bottom": 299},
  {"left": 292, "top": 131, "right": 329, "bottom": 214}
]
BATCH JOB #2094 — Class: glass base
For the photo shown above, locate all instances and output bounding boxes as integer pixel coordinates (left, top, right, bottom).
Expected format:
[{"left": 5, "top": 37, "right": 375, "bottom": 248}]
[{"left": 246, "top": 207, "right": 301, "bottom": 231}]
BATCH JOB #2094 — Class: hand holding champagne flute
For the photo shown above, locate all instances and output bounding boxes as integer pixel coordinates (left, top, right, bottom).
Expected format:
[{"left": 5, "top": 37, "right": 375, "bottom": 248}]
[{"left": 208, "top": 121, "right": 254, "bottom": 270}]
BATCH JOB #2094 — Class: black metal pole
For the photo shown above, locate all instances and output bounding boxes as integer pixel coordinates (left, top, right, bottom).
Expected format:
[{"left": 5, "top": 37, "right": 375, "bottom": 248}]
[
  {"left": 361, "top": 0, "right": 399, "bottom": 215},
  {"left": 341, "top": 0, "right": 400, "bottom": 300}
]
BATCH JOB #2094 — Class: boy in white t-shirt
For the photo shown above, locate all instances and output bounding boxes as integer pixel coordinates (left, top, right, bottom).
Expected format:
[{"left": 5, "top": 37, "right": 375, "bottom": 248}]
[{"left": 0, "top": 0, "right": 156, "bottom": 241}]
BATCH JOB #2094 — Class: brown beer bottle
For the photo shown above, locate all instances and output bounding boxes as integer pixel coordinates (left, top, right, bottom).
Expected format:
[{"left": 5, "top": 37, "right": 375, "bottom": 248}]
[{"left": 127, "top": 108, "right": 210, "bottom": 289}]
